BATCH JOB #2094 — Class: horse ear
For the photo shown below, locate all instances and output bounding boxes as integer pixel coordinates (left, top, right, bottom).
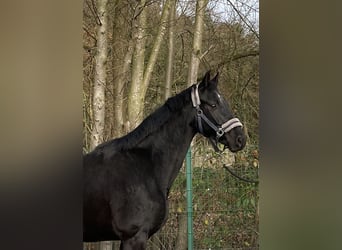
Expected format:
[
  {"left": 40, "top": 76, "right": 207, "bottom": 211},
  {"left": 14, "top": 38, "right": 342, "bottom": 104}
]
[
  {"left": 212, "top": 72, "right": 219, "bottom": 83},
  {"left": 199, "top": 70, "right": 211, "bottom": 88}
]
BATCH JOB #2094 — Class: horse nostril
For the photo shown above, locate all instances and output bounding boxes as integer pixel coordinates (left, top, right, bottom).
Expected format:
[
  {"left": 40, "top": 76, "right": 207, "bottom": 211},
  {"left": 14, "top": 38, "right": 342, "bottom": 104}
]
[{"left": 236, "top": 135, "right": 243, "bottom": 147}]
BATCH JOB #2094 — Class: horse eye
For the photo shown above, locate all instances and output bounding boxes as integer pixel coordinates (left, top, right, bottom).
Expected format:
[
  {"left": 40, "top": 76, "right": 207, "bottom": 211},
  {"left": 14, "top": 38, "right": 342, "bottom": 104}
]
[{"left": 211, "top": 104, "right": 217, "bottom": 108}]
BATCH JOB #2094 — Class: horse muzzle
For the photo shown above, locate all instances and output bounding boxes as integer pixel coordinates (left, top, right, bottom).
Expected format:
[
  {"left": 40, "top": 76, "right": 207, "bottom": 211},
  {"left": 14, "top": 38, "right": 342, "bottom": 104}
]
[{"left": 219, "top": 126, "right": 246, "bottom": 152}]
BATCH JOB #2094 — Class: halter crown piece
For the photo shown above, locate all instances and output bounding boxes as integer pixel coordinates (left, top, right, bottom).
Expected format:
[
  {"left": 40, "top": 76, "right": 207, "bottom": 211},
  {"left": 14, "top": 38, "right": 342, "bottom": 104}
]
[{"left": 191, "top": 84, "right": 243, "bottom": 151}]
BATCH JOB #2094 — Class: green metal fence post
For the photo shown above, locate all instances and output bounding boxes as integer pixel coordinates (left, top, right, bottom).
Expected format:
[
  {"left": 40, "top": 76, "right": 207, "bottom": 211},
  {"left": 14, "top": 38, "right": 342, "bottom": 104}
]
[{"left": 186, "top": 147, "right": 193, "bottom": 250}]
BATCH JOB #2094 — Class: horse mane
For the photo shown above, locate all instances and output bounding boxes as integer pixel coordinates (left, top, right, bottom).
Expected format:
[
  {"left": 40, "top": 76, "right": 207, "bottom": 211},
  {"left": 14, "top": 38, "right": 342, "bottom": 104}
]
[{"left": 92, "top": 86, "right": 193, "bottom": 154}]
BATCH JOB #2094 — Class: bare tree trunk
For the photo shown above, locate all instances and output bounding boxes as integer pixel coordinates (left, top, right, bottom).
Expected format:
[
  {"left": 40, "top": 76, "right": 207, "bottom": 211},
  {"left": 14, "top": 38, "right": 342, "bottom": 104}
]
[
  {"left": 112, "top": 241, "right": 120, "bottom": 249},
  {"left": 164, "top": 0, "right": 176, "bottom": 100},
  {"left": 113, "top": 39, "right": 134, "bottom": 137},
  {"left": 141, "top": 0, "right": 171, "bottom": 94},
  {"left": 90, "top": 0, "right": 109, "bottom": 150},
  {"left": 187, "top": 0, "right": 208, "bottom": 87},
  {"left": 104, "top": 0, "right": 119, "bottom": 142},
  {"left": 128, "top": 0, "right": 171, "bottom": 129},
  {"left": 100, "top": 241, "right": 112, "bottom": 250},
  {"left": 111, "top": 1, "right": 135, "bottom": 137},
  {"left": 127, "top": 0, "right": 147, "bottom": 129},
  {"left": 175, "top": 213, "right": 187, "bottom": 250}
]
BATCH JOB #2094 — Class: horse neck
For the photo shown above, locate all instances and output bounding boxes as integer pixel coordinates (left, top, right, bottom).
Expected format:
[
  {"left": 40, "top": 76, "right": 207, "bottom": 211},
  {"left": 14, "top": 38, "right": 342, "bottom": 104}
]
[{"left": 140, "top": 104, "right": 196, "bottom": 195}]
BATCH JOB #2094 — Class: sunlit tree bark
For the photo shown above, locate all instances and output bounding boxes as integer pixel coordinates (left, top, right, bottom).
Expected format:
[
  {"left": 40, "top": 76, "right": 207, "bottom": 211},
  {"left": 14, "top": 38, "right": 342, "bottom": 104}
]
[
  {"left": 113, "top": 39, "right": 134, "bottom": 137},
  {"left": 90, "top": 0, "right": 109, "bottom": 150},
  {"left": 127, "top": 0, "right": 147, "bottom": 129},
  {"left": 128, "top": 0, "right": 171, "bottom": 129},
  {"left": 164, "top": 0, "right": 176, "bottom": 100},
  {"left": 187, "top": 0, "right": 208, "bottom": 87}
]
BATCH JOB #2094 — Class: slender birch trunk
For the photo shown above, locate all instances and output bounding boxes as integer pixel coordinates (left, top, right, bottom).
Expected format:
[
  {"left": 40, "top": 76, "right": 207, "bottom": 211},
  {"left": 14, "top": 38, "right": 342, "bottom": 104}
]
[
  {"left": 175, "top": 211, "right": 188, "bottom": 250},
  {"left": 113, "top": 39, "right": 134, "bottom": 137},
  {"left": 127, "top": 0, "right": 171, "bottom": 129},
  {"left": 127, "top": 0, "right": 147, "bottom": 129},
  {"left": 164, "top": 0, "right": 176, "bottom": 100},
  {"left": 112, "top": 1, "right": 136, "bottom": 137},
  {"left": 90, "top": 0, "right": 109, "bottom": 150},
  {"left": 141, "top": 0, "right": 171, "bottom": 93},
  {"left": 187, "top": 0, "right": 209, "bottom": 87}
]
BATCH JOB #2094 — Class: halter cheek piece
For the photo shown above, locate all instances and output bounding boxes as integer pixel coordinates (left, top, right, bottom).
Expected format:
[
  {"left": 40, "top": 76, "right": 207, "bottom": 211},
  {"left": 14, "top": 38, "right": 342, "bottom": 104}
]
[{"left": 191, "top": 84, "right": 243, "bottom": 151}]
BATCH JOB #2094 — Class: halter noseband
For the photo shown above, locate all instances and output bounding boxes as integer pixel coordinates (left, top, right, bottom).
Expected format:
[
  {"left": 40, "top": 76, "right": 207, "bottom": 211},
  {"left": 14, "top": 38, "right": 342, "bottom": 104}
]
[{"left": 191, "top": 84, "right": 243, "bottom": 150}]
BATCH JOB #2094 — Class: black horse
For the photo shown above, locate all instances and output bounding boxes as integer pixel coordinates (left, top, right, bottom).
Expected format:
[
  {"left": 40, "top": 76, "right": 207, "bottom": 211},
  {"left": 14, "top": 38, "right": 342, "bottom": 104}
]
[{"left": 83, "top": 71, "right": 246, "bottom": 249}]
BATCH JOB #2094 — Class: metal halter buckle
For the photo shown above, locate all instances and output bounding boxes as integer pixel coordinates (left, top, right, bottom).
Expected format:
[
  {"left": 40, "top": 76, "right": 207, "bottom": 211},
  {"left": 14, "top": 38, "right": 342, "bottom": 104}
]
[{"left": 216, "top": 128, "right": 224, "bottom": 138}]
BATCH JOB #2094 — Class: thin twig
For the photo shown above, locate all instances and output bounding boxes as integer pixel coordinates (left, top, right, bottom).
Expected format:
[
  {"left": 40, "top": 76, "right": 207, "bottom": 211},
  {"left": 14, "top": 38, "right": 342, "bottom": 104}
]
[
  {"left": 91, "top": 0, "right": 102, "bottom": 25},
  {"left": 83, "top": 25, "right": 97, "bottom": 43},
  {"left": 240, "top": 72, "right": 256, "bottom": 102},
  {"left": 226, "top": 0, "right": 259, "bottom": 39}
]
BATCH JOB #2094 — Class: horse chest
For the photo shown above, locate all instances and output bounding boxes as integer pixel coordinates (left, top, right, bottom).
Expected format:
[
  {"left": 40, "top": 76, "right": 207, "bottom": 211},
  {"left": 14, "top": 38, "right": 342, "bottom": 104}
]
[{"left": 108, "top": 184, "right": 166, "bottom": 237}]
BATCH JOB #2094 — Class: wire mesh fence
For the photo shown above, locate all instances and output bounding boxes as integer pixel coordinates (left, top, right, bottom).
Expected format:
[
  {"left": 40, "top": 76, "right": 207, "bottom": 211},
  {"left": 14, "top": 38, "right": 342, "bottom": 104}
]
[{"left": 146, "top": 141, "right": 259, "bottom": 250}]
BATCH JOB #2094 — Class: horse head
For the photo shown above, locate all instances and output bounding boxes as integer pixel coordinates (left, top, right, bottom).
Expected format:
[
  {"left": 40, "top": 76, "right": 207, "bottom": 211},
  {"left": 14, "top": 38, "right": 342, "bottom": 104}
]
[{"left": 191, "top": 71, "right": 246, "bottom": 152}]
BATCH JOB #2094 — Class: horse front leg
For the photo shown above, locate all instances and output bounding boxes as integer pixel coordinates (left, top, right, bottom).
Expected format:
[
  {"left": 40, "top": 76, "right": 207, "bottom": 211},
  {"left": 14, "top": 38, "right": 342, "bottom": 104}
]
[{"left": 120, "top": 231, "right": 148, "bottom": 250}]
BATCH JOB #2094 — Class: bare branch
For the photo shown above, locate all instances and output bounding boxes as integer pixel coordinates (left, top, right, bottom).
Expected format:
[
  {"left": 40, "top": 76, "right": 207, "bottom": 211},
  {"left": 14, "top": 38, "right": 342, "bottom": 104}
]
[
  {"left": 227, "top": 0, "right": 259, "bottom": 39},
  {"left": 217, "top": 50, "right": 259, "bottom": 68},
  {"left": 83, "top": 25, "right": 97, "bottom": 43},
  {"left": 91, "top": 0, "right": 103, "bottom": 25}
]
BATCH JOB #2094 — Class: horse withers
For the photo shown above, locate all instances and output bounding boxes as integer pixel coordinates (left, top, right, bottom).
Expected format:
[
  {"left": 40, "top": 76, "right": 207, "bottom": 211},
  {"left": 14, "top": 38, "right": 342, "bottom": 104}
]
[{"left": 83, "top": 71, "right": 246, "bottom": 249}]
